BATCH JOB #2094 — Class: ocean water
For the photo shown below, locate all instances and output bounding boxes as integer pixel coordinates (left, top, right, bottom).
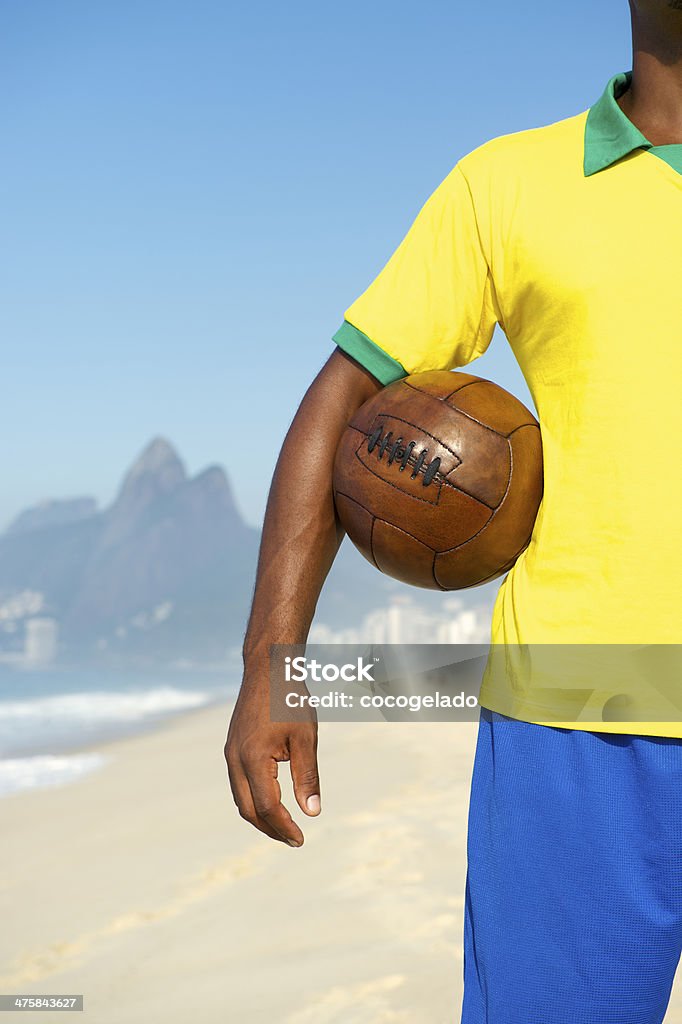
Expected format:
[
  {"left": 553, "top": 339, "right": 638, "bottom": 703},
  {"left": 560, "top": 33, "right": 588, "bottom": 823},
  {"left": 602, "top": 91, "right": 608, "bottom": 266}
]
[{"left": 0, "top": 665, "right": 240, "bottom": 798}]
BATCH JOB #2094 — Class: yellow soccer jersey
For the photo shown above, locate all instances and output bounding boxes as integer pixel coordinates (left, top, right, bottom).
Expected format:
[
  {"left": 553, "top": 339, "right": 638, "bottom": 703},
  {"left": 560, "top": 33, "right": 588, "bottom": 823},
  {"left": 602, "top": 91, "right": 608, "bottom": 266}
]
[{"left": 332, "top": 72, "right": 682, "bottom": 736}]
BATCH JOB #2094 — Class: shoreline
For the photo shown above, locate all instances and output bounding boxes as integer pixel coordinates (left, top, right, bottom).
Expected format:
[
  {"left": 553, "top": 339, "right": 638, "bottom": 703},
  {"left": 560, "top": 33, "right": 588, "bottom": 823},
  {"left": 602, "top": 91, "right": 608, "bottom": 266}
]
[{"left": 0, "top": 692, "right": 234, "bottom": 799}]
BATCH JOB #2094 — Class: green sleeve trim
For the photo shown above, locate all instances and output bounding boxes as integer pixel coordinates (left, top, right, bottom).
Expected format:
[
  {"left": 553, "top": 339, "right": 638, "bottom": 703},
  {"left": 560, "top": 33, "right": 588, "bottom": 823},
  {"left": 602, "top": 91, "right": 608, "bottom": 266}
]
[{"left": 332, "top": 320, "right": 408, "bottom": 386}]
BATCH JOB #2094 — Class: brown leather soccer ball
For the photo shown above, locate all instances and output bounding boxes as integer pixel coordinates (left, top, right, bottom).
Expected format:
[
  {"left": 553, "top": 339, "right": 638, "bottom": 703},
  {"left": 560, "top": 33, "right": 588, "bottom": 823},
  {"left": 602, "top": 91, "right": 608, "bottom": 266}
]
[{"left": 332, "top": 370, "right": 543, "bottom": 590}]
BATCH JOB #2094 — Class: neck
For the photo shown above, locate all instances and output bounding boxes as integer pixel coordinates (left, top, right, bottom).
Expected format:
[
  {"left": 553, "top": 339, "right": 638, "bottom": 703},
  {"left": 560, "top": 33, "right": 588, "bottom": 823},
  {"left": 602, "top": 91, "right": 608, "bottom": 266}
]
[{"left": 617, "top": 19, "right": 682, "bottom": 144}]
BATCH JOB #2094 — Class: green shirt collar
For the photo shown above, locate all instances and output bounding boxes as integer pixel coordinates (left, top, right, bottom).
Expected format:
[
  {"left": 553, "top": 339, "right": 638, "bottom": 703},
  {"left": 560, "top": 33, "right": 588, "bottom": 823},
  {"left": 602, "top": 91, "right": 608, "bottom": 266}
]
[{"left": 584, "top": 71, "right": 652, "bottom": 176}]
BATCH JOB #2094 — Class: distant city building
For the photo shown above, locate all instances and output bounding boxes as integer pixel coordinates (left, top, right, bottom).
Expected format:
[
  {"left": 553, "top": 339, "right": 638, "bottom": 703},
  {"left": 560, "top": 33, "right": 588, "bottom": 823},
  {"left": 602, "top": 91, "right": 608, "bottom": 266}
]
[
  {"left": 0, "top": 589, "right": 45, "bottom": 622},
  {"left": 24, "top": 617, "right": 59, "bottom": 666},
  {"left": 308, "top": 595, "right": 491, "bottom": 646},
  {"left": 435, "top": 599, "right": 488, "bottom": 644}
]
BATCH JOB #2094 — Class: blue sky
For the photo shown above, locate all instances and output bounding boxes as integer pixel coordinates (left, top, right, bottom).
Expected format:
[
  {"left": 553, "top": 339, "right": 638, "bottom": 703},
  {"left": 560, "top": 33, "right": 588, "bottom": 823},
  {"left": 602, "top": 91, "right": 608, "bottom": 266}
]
[{"left": 0, "top": 0, "right": 632, "bottom": 529}]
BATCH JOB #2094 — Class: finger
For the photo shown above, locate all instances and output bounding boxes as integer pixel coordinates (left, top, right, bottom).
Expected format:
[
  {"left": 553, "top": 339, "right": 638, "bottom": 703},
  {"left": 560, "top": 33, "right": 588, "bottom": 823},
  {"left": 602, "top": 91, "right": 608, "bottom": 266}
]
[
  {"left": 226, "top": 754, "right": 293, "bottom": 844},
  {"left": 290, "top": 731, "right": 321, "bottom": 816},
  {"left": 244, "top": 752, "right": 305, "bottom": 847}
]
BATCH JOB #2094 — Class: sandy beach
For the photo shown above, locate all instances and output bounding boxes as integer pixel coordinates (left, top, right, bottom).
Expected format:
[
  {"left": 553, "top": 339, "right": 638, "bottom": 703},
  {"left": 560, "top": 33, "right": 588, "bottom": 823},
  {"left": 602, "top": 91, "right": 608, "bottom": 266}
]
[{"left": 3, "top": 703, "right": 682, "bottom": 1024}]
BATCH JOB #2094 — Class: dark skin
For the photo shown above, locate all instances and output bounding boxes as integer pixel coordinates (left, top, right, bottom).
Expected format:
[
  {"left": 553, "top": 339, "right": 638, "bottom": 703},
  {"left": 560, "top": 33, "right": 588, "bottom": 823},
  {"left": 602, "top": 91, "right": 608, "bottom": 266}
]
[
  {"left": 616, "top": 1, "right": 682, "bottom": 143},
  {"left": 225, "top": 349, "right": 381, "bottom": 846},
  {"left": 225, "top": 1, "right": 682, "bottom": 849}
]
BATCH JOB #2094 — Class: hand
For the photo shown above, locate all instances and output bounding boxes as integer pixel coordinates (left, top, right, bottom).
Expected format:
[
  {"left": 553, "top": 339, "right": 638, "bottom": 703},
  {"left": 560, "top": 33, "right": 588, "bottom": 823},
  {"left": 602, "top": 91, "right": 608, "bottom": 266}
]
[{"left": 225, "top": 678, "right": 320, "bottom": 847}]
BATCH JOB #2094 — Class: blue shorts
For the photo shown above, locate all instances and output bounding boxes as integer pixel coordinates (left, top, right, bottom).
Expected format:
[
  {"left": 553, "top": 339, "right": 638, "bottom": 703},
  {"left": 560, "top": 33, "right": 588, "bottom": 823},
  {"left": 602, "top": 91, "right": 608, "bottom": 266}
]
[{"left": 462, "top": 709, "right": 682, "bottom": 1024}]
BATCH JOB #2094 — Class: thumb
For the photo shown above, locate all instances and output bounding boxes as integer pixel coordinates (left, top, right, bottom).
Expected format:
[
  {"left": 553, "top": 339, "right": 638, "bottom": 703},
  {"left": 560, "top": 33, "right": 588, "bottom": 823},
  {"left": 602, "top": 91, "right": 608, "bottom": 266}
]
[{"left": 290, "top": 732, "right": 321, "bottom": 816}]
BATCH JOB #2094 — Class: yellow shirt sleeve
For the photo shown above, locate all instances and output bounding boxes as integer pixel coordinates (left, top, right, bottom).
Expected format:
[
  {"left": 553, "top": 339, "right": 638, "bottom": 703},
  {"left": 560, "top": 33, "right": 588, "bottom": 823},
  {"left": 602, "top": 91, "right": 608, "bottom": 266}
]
[{"left": 332, "top": 161, "right": 502, "bottom": 385}]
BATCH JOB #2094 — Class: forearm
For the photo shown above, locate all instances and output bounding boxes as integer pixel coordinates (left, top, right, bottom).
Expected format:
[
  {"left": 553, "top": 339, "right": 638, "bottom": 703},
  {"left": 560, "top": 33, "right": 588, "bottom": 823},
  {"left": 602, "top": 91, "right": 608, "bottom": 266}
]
[
  {"left": 242, "top": 348, "right": 381, "bottom": 673},
  {"left": 241, "top": 454, "right": 341, "bottom": 665}
]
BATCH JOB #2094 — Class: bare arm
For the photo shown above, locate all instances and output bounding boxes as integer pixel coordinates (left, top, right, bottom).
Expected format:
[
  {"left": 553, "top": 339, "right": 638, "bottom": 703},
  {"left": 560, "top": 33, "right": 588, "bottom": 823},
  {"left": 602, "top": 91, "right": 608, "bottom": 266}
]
[{"left": 224, "top": 347, "right": 382, "bottom": 846}]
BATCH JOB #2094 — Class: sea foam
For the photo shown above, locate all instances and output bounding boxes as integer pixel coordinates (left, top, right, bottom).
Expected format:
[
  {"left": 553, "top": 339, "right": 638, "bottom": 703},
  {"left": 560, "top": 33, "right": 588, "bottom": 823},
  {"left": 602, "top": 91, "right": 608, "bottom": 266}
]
[{"left": 0, "top": 752, "right": 107, "bottom": 797}]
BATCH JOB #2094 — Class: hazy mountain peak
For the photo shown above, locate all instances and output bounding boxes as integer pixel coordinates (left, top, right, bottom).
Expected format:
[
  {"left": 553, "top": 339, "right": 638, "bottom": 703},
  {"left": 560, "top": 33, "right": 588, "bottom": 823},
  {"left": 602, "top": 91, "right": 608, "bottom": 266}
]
[
  {"left": 191, "top": 464, "right": 231, "bottom": 493},
  {"left": 127, "top": 437, "right": 186, "bottom": 483},
  {"left": 102, "top": 438, "right": 188, "bottom": 546},
  {"left": 183, "top": 464, "right": 243, "bottom": 522},
  {"left": 113, "top": 437, "right": 186, "bottom": 504}
]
